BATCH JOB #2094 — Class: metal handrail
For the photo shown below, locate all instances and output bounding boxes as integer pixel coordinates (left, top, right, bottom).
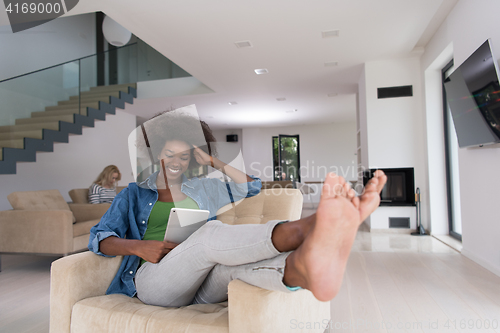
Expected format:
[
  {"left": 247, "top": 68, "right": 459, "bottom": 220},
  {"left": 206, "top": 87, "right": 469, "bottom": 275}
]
[{"left": 0, "top": 42, "right": 138, "bottom": 84}]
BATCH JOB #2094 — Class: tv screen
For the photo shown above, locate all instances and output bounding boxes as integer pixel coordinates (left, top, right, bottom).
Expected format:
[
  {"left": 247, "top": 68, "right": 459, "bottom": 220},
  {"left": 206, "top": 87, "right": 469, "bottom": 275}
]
[{"left": 444, "top": 40, "right": 500, "bottom": 148}]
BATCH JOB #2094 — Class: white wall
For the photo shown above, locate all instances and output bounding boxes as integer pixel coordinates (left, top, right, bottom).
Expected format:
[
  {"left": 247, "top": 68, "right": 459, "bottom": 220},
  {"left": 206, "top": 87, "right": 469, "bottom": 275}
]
[
  {"left": 421, "top": 0, "right": 500, "bottom": 276},
  {"left": 209, "top": 129, "right": 244, "bottom": 179},
  {"left": 242, "top": 122, "right": 357, "bottom": 203},
  {"left": 0, "top": 13, "right": 96, "bottom": 81},
  {"left": 359, "top": 57, "right": 428, "bottom": 230},
  {"left": 0, "top": 13, "right": 97, "bottom": 126},
  {"left": 0, "top": 110, "right": 136, "bottom": 210}
]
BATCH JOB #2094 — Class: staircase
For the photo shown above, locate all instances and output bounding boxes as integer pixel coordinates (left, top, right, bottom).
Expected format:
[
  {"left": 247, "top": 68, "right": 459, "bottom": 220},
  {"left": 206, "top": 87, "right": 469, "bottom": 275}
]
[{"left": 0, "top": 83, "right": 137, "bottom": 174}]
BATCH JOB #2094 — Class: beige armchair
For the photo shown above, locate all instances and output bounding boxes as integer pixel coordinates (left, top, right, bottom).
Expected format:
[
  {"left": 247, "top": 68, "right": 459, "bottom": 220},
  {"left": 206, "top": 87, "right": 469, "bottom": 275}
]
[
  {"left": 50, "top": 189, "right": 330, "bottom": 333},
  {"left": 0, "top": 189, "right": 111, "bottom": 271}
]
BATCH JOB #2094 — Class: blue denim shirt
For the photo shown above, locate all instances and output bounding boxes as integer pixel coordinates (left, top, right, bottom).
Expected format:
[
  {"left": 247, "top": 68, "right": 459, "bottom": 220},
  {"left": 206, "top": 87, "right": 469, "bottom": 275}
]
[{"left": 88, "top": 172, "right": 262, "bottom": 297}]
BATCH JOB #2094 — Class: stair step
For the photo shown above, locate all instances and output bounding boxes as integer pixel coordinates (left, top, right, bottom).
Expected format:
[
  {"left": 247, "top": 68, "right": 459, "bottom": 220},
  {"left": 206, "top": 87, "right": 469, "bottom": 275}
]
[
  {"left": 0, "top": 122, "right": 60, "bottom": 133},
  {"left": 32, "top": 108, "right": 87, "bottom": 118},
  {"left": 45, "top": 102, "right": 99, "bottom": 111},
  {"left": 89, "top": 83, "right": 136, "bottom": 93},
  {"left": 0, "top": 139, "right": 24, "bottom": 149},
  {"left": 0, "top": 83, "right": 137, "bottom": 170},
  {"left": 58, "top": 96, "right": 111, "bottom": 106},
  {"left": 0, "top": 130, "right": 43, "bottom": 140},
  {"left": 16, "top": 115, "right": 74, "bottom": 125},
  {"left": 71, "top": 91, "right": 121, "bottom": 100}
]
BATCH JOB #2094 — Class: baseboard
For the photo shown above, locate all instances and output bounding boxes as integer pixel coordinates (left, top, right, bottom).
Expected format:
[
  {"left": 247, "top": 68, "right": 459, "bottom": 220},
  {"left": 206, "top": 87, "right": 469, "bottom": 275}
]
[
  {"left": 460, "top": 248, "right": 500, "bottom": 278},
  {"left": 369, "top": 228, "right": 413, "bottom": 234}
]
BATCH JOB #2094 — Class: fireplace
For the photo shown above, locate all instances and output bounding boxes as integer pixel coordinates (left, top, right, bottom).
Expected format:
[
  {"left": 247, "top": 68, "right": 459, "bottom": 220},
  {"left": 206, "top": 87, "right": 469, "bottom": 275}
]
[{"left": 363, "top": 167, "right": 415, "bottom": 206}]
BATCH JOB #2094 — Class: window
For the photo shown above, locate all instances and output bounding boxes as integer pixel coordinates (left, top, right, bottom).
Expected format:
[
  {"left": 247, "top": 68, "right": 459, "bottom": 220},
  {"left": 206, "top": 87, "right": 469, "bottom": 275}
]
[{"left": 272, "top": 135, "right": 301, "bottom": 181}]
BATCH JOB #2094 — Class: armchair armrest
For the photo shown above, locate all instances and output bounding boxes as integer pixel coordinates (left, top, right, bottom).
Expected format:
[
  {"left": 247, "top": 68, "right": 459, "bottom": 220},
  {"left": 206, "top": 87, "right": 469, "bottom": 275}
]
[
  {"left": 68, "top": 203, "right": 111, "bottom": 223},
  {"left": 228, "top": 279, "right": 330, "bottom": 333},
  {"left": 50, "top": 251, "right": 122, "bottom": 333},
  {"left": 0, "top": 210, "right": 74, "bottom": 254}
]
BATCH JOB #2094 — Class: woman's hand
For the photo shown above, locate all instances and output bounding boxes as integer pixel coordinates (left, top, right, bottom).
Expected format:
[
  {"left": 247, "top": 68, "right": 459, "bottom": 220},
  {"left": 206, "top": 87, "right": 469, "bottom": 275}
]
[
  {"left": 133, "top": 240, "right": 179, "bottom": 264},
  {"left": 99, "top": 237, "right": 179, "bottom": 264},
  {"left": 192, "top": 144, "right": 214, "bottom": 167}
]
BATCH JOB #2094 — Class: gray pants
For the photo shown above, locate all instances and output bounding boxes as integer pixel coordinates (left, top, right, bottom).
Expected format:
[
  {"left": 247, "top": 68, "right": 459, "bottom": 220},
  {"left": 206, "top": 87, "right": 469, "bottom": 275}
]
[{"left": 134, "top": 219, "right": 293, "bottom": 307}]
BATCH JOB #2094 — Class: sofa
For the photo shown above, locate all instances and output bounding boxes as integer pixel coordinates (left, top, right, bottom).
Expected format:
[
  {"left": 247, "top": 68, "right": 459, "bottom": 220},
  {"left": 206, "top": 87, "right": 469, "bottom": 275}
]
[
  {"left": 261, "top": 180, "right": 295, "bottom": 189},
  {"left": 50, "top": 188, "right": 330, "bottom": 333},
  {"left": 0, "top": 188, "right": 120, "bottom": 271},
  {"left": 68, "top": 186, "right": 126, "bottom": 204}
]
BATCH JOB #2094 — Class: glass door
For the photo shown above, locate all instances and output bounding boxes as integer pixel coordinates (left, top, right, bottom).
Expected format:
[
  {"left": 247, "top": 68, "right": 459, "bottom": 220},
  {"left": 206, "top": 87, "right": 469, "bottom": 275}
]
[{"left": 272, "top": 135, "right": 300, "bottom": 181}]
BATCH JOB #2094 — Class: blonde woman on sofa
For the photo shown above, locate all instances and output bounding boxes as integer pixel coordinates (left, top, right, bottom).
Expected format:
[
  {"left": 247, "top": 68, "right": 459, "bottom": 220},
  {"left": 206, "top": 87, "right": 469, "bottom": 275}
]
[
  {"left": 88, "top": 165, "right": 122, "bottom": 204},
  {"left": 88, "top": 110, "right": 387, "bottom": 307}
]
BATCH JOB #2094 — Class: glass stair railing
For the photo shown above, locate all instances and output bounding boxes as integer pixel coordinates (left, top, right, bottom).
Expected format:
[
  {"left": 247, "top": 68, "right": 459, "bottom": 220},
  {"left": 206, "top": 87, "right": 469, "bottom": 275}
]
[{"left": 0, "top": 40, "right": 191, "bottom": 174}]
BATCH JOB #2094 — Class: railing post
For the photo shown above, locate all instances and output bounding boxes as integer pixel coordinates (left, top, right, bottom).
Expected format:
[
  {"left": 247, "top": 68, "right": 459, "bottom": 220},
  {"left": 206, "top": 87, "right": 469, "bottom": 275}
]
[{"left": 78, "top": 59, "right": 81, "bottom": 115}]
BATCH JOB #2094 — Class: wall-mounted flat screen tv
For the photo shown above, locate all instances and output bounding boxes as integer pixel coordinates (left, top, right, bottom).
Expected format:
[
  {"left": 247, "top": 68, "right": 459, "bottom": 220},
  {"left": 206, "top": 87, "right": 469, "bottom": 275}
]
[{"left": 444, "top": 39, "right": 500, "bottom": 148}]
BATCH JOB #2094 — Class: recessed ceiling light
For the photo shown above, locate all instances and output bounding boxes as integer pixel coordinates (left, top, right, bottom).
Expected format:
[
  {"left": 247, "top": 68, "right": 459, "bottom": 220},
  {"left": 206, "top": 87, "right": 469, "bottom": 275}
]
[
  {"left": 235, "top": 40, "right": 253, "bottom": 48},
  {"left": 327, "top": 93, "right": 338, "bottom": 97},
  {"left": 324, "top": 61, "right": 338, "bottom": 67},
  {"left": 254, "top": 68, "right": 269, "bottom": 75},
  {"left": 228, "top": 101, "right": 238, "bottom": 105},
  {"left": 276, "top": 97, "right": 286, "bottom": 101},
  {"left": 322, "top": 29, "right": 340, "bottom": 38}
]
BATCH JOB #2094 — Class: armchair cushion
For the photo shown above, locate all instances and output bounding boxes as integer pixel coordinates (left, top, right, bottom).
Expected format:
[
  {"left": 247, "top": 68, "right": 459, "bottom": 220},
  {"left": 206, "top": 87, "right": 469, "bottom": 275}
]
[
  {"left": 8, "top": 189, "right": 75, "bottom": 222},
  {"left": 217, "top": 188, "right": 303, "bottom": 225},
  {"left": 71, "top": 295, "right": 229, "bottom": 333}
]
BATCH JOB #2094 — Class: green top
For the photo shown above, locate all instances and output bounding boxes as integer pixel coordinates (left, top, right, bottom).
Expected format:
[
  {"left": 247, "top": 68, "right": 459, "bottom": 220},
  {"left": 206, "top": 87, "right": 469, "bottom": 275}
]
[{"left": 140, "top": 196, "right": 199, "bottom": 265}]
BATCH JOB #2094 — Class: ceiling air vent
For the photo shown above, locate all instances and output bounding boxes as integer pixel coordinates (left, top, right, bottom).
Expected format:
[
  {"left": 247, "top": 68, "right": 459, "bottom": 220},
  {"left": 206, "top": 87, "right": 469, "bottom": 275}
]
[
  {"left": 321, "top": 30, "right": 340, "bottom": 38},
  {"left": 377, "top": 85, "right": 413, "bottom": 99},
  {"left": 235, "top": 41, "right": 253, "bottom": 48}
]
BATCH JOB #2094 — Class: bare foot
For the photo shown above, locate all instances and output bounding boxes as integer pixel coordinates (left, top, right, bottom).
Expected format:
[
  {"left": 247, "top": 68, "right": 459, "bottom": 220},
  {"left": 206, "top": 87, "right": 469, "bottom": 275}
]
[
  {"left": 283, "top": 172, "right": 382, "bottom": 302},
  {"left": 357, "top": 170, "right": 387, "bottom": 222},
  {"left": 271, "top": 174, "right": 357, "bottom": 253}
]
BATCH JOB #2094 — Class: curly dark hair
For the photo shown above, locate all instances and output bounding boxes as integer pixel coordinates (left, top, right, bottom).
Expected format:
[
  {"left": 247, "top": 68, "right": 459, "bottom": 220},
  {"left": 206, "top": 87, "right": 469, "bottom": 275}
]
[{"left": 137, "top": 110, "right": 217, "bottom": 171}]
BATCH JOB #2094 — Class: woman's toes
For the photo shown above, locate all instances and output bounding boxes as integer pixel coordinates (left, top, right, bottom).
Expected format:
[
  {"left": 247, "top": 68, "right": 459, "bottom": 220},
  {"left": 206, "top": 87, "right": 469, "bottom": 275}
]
[{"left": 321, "top": 173, "right": 341, "bottom": 199}]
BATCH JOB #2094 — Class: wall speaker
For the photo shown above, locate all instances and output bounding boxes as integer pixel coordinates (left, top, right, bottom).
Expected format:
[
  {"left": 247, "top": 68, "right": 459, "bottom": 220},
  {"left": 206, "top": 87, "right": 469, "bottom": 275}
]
[
  {"left": 226, "top": 134, "right": 238, "bottom": 142},
  {"left": 377, "top": 85, "right": 413, "bottom": 99}
]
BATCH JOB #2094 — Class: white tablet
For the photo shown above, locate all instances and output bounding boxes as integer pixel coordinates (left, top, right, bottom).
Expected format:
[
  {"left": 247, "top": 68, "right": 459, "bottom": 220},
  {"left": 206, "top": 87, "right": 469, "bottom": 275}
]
[{"left": 164, "top": 208, "right": 210, "bottom": 244}]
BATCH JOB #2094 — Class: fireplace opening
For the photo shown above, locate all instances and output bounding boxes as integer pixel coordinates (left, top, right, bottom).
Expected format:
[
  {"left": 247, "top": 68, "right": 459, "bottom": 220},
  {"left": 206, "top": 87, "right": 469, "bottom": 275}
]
[{"left": 363, "top": 167, "right": 415, "bottom": 206}]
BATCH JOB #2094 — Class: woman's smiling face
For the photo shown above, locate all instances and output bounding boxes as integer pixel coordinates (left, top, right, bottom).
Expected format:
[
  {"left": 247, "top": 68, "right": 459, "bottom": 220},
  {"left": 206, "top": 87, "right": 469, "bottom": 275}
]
[{"left": 158, "top": 140, "right": 192, "bottom": 181}]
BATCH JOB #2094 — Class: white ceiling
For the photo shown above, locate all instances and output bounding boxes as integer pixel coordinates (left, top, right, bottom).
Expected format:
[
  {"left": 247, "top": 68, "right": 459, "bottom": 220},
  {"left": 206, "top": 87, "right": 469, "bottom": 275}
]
[{"left": 12, "top": 0, "right": 459, "bottom": 129}]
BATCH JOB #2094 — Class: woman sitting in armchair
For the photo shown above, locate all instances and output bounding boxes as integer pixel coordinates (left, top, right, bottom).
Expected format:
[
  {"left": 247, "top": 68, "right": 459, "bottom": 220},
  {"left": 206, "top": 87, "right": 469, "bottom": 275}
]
[{"left": 88, "top": 110, "right": 387, "bottom": 307}]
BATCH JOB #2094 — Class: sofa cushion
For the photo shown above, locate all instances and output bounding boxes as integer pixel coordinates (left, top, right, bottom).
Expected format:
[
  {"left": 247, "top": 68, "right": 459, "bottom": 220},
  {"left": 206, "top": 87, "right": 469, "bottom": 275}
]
[
  {"left": 73, "top": 219, "right": 99, "bottom": 238},
  {"left": 7, "top": 189, "right": 76, "bottom": 222},
  {"left": 71, "top": 294, "right": 229, "bottom": 333},
  {"left": 68, "top": 189, "right": 89, "bottom": 204}
]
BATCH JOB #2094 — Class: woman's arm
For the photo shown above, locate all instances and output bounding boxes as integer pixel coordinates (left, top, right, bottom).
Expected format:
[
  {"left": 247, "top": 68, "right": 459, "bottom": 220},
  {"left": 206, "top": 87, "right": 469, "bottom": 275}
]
[
  {"left": 88, "top": 184, "right": 101, "bottom": 204},
  {"left": 192, "top": 145, "right": 253, "bottom": 184},
  {"left": 88, "top": 186, "right": 178, "bottom": 264},
  {"left": 99, "top": 237, "right": 178, "bottom": 264}
]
